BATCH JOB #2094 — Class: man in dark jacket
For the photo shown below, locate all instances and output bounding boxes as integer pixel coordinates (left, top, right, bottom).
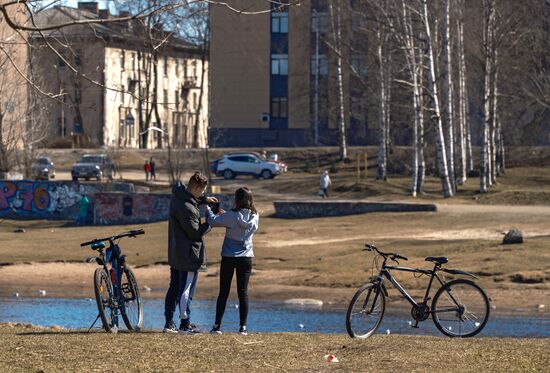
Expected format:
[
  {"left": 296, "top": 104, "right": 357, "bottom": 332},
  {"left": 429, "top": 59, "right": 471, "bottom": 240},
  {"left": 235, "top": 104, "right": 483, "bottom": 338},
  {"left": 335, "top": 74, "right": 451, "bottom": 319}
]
[{"left": 164, "top": 172, "right": 217, "bottom": 333}]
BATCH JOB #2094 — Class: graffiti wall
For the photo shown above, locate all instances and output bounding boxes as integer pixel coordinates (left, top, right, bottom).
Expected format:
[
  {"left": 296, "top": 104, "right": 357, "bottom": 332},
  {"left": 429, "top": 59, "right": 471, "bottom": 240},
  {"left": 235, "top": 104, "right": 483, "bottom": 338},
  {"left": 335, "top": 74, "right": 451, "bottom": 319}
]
[
  {"left": 93, "top": 193, "right": 233, "bottom": 225},
  {"left": 93, "top": 193, "right": 172, "bottom": 225},
  {"left": 0, "top": 180, "right": 98, "bottom": 220}
]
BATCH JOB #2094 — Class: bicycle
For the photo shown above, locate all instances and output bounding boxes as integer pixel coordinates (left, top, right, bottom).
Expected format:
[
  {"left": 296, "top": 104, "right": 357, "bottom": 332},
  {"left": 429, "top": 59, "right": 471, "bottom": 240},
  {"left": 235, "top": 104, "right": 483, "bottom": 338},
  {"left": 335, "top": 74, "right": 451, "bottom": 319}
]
[
  {"left": 81, "top": 229, "right": 145, "bottom": 333},
  {"left": 346, "top": 243, "right": 490, "bottom": 339}
]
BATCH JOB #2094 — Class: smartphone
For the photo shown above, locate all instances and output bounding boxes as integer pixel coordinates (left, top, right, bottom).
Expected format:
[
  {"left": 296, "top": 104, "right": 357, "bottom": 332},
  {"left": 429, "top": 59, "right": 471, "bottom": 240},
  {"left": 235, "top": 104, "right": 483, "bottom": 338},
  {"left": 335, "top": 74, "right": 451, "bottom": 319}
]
[{"left": 211, "top": 202, "right": 220, "bottom": 214}]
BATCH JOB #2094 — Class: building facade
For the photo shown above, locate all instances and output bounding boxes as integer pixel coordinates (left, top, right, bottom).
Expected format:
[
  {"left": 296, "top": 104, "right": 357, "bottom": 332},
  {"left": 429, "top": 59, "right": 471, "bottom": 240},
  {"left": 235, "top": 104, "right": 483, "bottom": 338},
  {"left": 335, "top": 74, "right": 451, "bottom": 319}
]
[
  {"left": 0, "top": 0, "right": 28, "bottom": 173},
  {"left": 31, "top": 2, "right": 208, "bottom": 149},
  {"left": 209, "top": 0, "right": 370, "bottom": 147}
]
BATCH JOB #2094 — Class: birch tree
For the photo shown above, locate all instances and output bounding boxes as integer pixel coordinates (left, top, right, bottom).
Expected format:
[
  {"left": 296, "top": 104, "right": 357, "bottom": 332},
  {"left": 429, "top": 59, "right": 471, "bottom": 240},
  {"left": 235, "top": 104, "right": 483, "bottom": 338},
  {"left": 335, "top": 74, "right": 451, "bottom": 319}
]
[
  {"left": 421, "top": 0, "right": 453, "bottom": 198},
  {"left": 328, "top": 0, "right": 348, "bottom": 160},
  {"left": 480, "top": 0, "right": 495, "bottom": 193},
  {"left": 442, "top": 0, "right": 456, "bottom": 192},
  {"left": 456, "top": 0, "right": 469, "bottom": 183}
]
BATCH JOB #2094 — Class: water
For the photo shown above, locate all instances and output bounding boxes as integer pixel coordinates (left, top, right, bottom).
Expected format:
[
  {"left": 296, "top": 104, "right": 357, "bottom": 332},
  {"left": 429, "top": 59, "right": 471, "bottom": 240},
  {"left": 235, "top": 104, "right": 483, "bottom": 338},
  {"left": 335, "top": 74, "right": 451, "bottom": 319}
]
[{"left": 0, "top": 297, "right": 548, "bottom": 337}]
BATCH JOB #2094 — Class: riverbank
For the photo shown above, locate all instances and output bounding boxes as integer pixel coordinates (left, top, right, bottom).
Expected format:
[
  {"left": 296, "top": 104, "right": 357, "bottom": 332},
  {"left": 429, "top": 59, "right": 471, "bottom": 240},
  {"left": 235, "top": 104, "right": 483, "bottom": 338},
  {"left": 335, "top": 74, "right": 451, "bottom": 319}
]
[{"left": 0, "top": 324, "right": 548, "bottom": 372}]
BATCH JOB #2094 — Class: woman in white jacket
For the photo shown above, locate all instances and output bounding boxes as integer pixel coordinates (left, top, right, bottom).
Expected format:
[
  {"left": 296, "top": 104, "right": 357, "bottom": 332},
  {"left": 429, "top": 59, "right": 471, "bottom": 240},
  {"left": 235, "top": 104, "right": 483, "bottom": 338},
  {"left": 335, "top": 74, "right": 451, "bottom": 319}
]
[{"left": 206, "top": 187, "right": 259, "bottom": 335}]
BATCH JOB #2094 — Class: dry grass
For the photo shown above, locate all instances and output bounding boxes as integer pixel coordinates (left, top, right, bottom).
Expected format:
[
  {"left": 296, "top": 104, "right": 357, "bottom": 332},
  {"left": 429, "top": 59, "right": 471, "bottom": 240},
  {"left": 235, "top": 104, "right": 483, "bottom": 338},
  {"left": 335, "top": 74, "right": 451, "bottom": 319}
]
[{"left": 0, "top": 324, "right": 548, "bottom": 373}]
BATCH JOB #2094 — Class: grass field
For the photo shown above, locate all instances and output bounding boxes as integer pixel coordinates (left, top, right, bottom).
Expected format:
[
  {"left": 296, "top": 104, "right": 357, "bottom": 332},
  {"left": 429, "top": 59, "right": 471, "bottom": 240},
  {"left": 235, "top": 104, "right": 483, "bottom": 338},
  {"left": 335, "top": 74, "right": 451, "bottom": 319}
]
[{"left": 1, "top": 324, "right": 549, "bottom": 372}]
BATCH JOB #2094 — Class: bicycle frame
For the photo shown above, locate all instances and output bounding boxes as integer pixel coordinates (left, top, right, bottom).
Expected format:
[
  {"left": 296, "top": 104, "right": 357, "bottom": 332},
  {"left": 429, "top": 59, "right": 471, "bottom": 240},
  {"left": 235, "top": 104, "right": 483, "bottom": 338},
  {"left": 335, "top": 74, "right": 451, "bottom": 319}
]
[
  {"left": 96, "top": 240, "right": 126, "bottom": 327},
  {"left": 369, "top": 255, "right": 461, "bottom": 316}
]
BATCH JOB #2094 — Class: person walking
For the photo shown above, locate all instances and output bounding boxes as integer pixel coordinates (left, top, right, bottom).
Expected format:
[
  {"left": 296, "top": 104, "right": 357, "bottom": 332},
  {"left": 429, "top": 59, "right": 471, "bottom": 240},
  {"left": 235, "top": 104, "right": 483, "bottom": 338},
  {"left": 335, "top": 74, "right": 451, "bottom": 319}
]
[
  {"left": 163, "top": 172, "right": 218, "bottom": 334},
  {"left": 150, "top": 157, "right": 156, "bottom": 181},
  {"left": 319, "top": 170, "right": 331, "bottom": 198},
  {"left": 144, "top": 160, "right": 151, "bottom": 181},
  {"left": 206, "top": 187, "right": 259, "bottom": 336}
]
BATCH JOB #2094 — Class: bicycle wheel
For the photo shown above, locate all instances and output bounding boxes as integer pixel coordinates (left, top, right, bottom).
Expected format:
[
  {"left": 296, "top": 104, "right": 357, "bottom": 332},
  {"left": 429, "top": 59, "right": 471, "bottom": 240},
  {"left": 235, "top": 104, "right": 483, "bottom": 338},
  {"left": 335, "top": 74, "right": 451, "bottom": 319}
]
[
  {"left": 432, "top": 279, "right": 490, "bottom": 337},
  {"left": 120, "top": 267, "right": 143, "bottom": 331},
  {"left": 93, "top": 268, "right": 117, "bottom": 333},
  {"left": 346, "top": 283, "right": 385, "bottom": 338}
]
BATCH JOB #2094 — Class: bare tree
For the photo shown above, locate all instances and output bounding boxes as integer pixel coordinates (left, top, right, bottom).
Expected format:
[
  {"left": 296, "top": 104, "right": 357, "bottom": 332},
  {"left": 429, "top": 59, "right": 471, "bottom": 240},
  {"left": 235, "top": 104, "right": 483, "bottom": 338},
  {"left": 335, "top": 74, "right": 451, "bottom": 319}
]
[
  {"left": 421, "top": 0, "right": 453, "bottom": 198},
  {"left": 328, "top": 0, "right": 348, "bottom": 160}
]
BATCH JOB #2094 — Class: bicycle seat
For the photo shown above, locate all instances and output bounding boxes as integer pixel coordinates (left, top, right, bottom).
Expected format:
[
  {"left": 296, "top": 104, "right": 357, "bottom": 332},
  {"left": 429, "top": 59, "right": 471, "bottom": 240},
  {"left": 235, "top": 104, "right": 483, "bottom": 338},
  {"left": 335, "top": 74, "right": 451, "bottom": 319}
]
[
  {"left": 91, "top": 241, "right": 106, "bottom": 250},
  {"left": 425, "top": 256, "right": 448, "bottom": 265}
]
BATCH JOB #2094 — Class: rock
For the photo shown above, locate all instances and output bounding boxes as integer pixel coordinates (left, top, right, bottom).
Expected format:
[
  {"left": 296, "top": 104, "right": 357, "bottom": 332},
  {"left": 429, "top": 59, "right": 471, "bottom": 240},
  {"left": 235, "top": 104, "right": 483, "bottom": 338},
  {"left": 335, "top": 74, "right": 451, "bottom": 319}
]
[
  {"left": 13, "top": 228, "right": 26, "bottom": 233},
  {"left": 503, "top": 228, "right": 523, "bottom": 245},
  {"left": 284, "top": 298, "right": 323, "bottom": 307},
  {"left": 38, "top": 289, "right": 46, "bottom": 296}
]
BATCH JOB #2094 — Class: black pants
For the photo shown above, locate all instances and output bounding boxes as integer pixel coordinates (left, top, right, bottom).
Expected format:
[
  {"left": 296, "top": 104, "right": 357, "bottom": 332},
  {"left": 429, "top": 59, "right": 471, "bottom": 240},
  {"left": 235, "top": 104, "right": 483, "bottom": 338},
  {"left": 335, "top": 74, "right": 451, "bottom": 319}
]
[{"left": 215, "top": 256, "right": 252, "bottom": 326}]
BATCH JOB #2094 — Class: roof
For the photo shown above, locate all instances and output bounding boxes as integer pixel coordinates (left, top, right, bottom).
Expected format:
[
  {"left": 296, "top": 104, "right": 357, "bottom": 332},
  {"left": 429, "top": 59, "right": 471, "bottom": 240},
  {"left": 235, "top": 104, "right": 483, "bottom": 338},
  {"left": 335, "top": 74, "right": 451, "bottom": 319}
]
[{"left": 30, "top": 6, "right": 201, "bottom": 54}]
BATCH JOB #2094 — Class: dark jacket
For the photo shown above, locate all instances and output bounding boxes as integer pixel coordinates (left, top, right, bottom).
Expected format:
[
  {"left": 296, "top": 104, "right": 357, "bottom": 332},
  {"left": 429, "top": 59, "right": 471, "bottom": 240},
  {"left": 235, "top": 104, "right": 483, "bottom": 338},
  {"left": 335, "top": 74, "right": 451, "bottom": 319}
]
[{"left": 167, "top": 182, "right": 210, "bottom": 272}]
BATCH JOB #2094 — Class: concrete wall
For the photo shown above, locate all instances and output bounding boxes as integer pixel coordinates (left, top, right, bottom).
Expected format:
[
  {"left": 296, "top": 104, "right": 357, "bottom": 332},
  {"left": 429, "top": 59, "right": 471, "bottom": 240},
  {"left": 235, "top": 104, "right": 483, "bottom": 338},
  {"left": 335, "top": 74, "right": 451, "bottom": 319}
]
[
  {"left": 0, "top": 181, "right": 136, "bottom": 220},
  {"left": 93, "top": 193, "right": 233, "bottom": 225},
  {"left": 0, "top": 180, "right": 99, "bottom": 220},
  {"left": 273, "top": 200, "right": 437, "bottom": 219}
]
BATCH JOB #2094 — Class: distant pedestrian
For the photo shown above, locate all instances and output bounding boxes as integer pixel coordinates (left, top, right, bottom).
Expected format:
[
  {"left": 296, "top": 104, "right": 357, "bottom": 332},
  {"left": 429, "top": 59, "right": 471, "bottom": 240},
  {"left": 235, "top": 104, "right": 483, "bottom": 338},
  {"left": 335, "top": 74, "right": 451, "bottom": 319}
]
[
  {"left": 144, "top": 160, "right": 151, "bottom": 181},
  {"left": 77, "top": 195, "right": 90, "bottom": 225},
  {"left": 319, "top": 170, "right": 331, "bottom": 198},
  {"left": 150, "top": 157, "right": 156, "bottom": 181}
]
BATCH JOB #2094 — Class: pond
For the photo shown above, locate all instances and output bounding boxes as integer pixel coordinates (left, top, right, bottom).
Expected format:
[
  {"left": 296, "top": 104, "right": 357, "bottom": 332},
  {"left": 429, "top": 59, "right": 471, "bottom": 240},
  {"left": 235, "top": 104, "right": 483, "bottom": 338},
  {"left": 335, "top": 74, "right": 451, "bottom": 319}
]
[{"left": 0, "top": 297, "right": 548, "bottom": 337}]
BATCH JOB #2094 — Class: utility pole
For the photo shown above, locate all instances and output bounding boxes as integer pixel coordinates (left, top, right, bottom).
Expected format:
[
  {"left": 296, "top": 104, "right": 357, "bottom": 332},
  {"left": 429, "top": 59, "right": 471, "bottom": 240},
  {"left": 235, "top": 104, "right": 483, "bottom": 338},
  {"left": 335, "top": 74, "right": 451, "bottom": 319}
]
[{"left": 313, "top": 9, "right": 320, "bottom": 146}]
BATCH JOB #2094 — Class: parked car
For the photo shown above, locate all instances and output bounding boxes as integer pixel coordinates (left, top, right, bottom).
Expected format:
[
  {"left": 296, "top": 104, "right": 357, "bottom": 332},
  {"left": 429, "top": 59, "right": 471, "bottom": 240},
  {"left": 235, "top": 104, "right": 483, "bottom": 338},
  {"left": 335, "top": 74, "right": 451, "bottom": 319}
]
[
  {"left": 215, "top": 152, "right": 283, "bottom": 180},
  {"left": 71, "top": 154, "right": 115, "bottom": 181},
  {"left": 32, "top": 156, "right": 56, "bottom": 180}
]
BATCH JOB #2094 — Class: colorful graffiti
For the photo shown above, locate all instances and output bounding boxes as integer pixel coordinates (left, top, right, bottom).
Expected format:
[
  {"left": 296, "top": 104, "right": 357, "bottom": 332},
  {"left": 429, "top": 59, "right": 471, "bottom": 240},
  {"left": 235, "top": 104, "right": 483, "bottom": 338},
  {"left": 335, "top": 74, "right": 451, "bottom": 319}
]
[
  {"left": 0, "top": 180, "right": 97, "bottom": 218},
  {"left": 93, "top": 193, "right": 171, "bottom": 225}
]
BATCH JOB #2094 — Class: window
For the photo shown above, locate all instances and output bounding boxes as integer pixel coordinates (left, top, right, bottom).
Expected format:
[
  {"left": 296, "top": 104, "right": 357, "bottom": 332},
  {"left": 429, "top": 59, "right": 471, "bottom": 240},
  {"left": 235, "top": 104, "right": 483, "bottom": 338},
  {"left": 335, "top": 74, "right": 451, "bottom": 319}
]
[
  {"left": 271, "top": 97, "right": 288, "bottom": 118},
  {"left": 311, "top": 54, "right": 328, "bottom": 76},
  {"left": 164, "top": 56, "right": 168, "bottom": 76},
  {"left": 312, "top": 11, "right": 329, "bottom": 33},
  {"left": 121, "top": 85, "right": 125, "bottom": 104},
  {"left": 175, "top": 90, "right": 180, "bottom": 109},
  {"left": 163, "top": 89, "right": 168, "bottom": 108},
  {"left": 120, "top": 51, "right": 125, "bottom": 70},
  {"left": 192, "top": 92, "right": 198, "bottom": 112},
  {"left": 271, "top": 54, "right": 288, "bottom": 75},
  {"left": 271, "top": 11, "right": 288, "bottom": 33},
  {"left": 175, "top": 59, "right": 180, "bottom": 76},
  {"left": 191, "top": 60, "right": 197, "bottom": 78}
]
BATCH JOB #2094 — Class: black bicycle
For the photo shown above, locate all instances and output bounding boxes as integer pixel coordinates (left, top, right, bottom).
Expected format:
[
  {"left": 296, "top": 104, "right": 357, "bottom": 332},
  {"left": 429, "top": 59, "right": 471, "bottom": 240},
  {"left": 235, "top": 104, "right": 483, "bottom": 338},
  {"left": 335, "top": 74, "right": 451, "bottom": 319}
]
[
  {"left": 346, "top": 244, "right": 490, "bottom": 338},
  {"left": 81, "top": 229, "right": 145, "bottom": 333}
]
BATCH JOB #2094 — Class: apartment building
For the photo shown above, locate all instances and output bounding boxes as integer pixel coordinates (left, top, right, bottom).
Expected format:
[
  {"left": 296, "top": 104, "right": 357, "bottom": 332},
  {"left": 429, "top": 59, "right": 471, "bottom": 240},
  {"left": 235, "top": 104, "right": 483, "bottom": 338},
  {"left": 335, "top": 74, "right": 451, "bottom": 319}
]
[
  {"left": 209, "top": 0, "right": 370, "bottom": 147},
  {"left": 30, "top": 2, "right": 208, "bottom": 149}
]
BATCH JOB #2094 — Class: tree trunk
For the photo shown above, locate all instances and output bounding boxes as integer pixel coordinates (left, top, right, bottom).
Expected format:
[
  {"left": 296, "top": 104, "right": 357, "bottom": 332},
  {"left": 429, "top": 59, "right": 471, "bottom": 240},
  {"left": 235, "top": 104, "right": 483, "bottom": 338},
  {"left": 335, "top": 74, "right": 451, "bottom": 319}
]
[
  {"left": 443, "top": 0, "right": 456, "bottom": 192},
  {"left": 422, "top": 0, "right": 453, "bottom": 198},
  {"left": 376, "top": 28, "right": 387, "bottom": 181},
  {"left": 490, "top": 48, "right": 499, "bottom": 182},
  {"left": 193, "top": 44, "right": 207, "bottom": 148},
  {"left": 456, "top": 0, "right": 467, "bottom": 184},
  {"left": 329, "top": 1, "right": 347, "bottom": 160},
  {"left": 480, "top": 0, "right": 495, "bottom": 193}
]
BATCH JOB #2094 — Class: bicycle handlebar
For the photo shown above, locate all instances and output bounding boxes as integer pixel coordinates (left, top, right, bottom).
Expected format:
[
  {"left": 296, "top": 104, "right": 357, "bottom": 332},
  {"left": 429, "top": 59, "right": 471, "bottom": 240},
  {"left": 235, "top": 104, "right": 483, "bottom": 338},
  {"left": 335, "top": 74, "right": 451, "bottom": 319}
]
[
  {"left": 364, "top": 243, "right": 408, "bottom": 262},
  {"left": 80, "top": 229, "right": 145, "bottom": 247}
]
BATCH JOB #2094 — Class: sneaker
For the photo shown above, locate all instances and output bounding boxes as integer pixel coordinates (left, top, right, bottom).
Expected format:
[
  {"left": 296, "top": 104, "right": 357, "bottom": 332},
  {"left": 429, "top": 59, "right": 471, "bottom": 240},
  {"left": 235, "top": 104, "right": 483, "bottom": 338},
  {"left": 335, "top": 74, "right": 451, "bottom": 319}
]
[
  {"left": 239, "top": 325, "right": 248, "bottom": 336},
  {"left": 179, "top": 320, "right": 200, "bottom": 334},
  {"left": 210, "top": 324, "right": 222, "bottom": 335},
  {"left": 163, "top": 321, "right": 178, "bottom": 334}
]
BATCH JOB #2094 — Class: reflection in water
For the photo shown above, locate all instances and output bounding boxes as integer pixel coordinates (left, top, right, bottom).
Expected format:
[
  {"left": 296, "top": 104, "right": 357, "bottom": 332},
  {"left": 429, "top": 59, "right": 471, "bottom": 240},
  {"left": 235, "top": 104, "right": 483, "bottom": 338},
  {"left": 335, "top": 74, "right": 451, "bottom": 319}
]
[{"left": 0, "top": 297, "right": 548, "bottom": 337}]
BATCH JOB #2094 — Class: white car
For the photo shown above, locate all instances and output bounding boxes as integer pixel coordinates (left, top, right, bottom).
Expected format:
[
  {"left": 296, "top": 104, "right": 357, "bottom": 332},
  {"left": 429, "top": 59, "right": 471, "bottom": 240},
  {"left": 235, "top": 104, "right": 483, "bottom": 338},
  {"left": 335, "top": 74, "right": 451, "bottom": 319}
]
[{"left": 216, "top": 153, "right": 282, "bottom": 180}]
